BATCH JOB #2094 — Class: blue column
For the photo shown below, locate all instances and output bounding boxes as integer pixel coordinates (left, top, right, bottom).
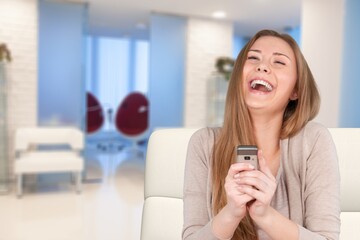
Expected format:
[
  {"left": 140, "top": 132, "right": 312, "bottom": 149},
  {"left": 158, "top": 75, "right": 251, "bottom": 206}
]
[
  {"left": 149, "top": 14, "right": 186, "bottom": 130},
  {"left": 339, "top": 0, "right": 360, "bottom": 127},
  {"left": 92, "top": 37, "right": 100, "bottom": 97},
  {"left": 38, "top": 1, "right": 86, "bottom": 129}
]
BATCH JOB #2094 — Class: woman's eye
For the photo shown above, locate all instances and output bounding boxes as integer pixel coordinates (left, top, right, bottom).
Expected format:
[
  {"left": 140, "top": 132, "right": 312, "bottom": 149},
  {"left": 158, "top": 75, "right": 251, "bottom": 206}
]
[
  {"left": 247, "top": 56, "right": 259, "bottom": 60},
  {"left": 274, "top": 60, "right": 285, "bottom": 65}
]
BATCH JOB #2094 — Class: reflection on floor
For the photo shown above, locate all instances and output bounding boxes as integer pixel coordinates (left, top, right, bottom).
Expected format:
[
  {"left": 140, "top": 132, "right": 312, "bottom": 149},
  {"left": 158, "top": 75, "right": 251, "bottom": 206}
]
[{"left": 0, "top": 143, "right": 146, "bottom": 240}]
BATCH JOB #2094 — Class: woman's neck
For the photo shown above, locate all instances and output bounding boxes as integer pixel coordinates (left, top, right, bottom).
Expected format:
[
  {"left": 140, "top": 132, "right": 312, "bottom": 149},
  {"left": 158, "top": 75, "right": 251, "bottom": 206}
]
[{"left": 252, "top": 113, "right": 282, "bottom": 162}]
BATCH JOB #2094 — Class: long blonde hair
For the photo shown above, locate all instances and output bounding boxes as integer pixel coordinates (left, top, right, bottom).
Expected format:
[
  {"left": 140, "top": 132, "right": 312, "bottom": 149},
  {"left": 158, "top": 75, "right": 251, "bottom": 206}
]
[{"left": 211, "top": 29, "right": 320, "bottom": 239}]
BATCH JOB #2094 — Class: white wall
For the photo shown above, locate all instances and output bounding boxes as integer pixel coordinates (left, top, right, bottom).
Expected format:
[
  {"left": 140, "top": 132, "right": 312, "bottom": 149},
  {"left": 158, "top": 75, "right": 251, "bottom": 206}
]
[
  {"left": 0, "top": 0, "right": 38, "bottom": 177},
  {"left": 184, "top": 18, "right": 233, "bottom": 127},
  {"left": 301, "top": 0, "right": 345, "bottom": 127}
]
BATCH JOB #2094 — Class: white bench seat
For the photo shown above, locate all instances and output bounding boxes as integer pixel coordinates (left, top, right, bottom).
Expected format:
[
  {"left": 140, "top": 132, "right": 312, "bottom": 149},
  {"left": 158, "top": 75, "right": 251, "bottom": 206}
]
[
  {"left": 14, "top": 151, "right": 83, "bottom": 173},
  {"left": 14, "top": 127, "right": 85, "bottom": 198}
]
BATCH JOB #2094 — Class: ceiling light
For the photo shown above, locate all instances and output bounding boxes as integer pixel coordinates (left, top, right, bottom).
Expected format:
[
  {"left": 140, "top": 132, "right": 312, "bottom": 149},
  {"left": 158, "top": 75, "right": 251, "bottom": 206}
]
[{"left": 212, "top": 11, "right": 226, "bottom": 19}]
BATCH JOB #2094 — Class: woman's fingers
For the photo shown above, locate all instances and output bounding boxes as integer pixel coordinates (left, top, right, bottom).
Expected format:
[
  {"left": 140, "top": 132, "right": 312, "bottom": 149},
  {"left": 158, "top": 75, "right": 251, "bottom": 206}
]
[
  {"left": 238, "top": 185, "right": 268, "bottom": 204},
  {"left": 227, "top": 162, "right": 255, "bottom": 178},
  {"left": 225, "top": 149, "right": 279, "bottom": 219},
  {"left": 237, "top": 178, "right": 273, "bottom": 205},
  {"left": 236, "top": 170, "right": 275, "bottom": 190},
  {"left": 233, "top": 150, "right": 277, "bottom": 206},
  {"left": 225, "top": 164, "right": 256, "bottom": 218}
]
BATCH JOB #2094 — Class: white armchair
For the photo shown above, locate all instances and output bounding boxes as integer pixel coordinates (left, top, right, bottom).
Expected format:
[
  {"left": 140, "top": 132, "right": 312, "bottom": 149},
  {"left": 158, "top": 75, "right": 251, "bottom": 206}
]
[
  {"left": 329, "top": 128, "right": 360, "bottom": 239},
  {"left": 140, "top": 128, "right": 360, "bottom": 239},
  {"left": 140, "top": 128, "right": 197, "bottom": 240},
  {"left": 14, "top": 127, "right": 84, "bottom": 197}
]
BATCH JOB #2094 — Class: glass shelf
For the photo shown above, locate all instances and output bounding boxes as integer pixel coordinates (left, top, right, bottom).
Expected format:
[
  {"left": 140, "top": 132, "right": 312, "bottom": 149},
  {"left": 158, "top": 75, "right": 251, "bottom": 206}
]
[
  {"left": 206, "top": 73, "right": 229, "bottom": 127},
  {"left": 0, "top": 62, "right": 9, "bottom": 194}
]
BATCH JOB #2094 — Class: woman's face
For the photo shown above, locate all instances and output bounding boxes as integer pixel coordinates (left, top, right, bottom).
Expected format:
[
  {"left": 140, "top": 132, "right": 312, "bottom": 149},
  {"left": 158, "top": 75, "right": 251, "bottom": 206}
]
[{"left": 242, "top": 36, "right": 298, "bottom": 116}]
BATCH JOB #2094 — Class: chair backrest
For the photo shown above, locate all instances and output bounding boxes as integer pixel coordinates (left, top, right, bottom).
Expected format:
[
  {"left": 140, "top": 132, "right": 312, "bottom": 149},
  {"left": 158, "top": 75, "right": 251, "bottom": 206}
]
[
  {"left": 115, "top": 92, "right": 149, "bottom": 136},
  {"left": 328, "top": 128, "right": 360, "bottom": 211},
  {"left": 141, "top": 128, "right": 360, "bottom": 239},
  {"left": 86, "top": 92, "right": 104, "bottom": 134},
  {"left": 328, "top": 128, "right": 360, "bottom": 239},
  {"left": 15, "top": 127, "right": 84, "bottom": 151},
  {"left": 140, "top": 128, "right": 198, "bottom": 240}
]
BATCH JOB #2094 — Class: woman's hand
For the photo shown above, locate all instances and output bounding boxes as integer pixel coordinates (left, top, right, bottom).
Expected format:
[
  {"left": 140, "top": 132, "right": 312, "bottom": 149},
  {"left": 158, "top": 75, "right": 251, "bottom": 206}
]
[
  {"left": 224, "top": 162, "right": 256, "bottom": 219},
  {"left": 235, "top": 150, "right": 277, "bottom": 220},
  {"left": 211, "top": 162, "right": 256, "bottom": 240}
]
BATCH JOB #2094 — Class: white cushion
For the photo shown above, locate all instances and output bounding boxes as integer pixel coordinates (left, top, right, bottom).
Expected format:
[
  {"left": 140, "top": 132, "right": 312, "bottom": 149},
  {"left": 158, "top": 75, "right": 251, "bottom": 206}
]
[
  {"left": 141, "top": 197, "right": 183, "bottom": 240},
  {"left": 340, "top": 212, "right": 360, "bottom": 239},
  {"left": 15, "top": 127, "right": 84, "bottom": 151},
  {"left": 14, "top": 151, "right": 83, "bottom": 174},
  {"left": 144, "top": 128, "right": 198, "bottom": 199},
  {"left": 329, "top": 128, "right": 360, "bottom": 211}
]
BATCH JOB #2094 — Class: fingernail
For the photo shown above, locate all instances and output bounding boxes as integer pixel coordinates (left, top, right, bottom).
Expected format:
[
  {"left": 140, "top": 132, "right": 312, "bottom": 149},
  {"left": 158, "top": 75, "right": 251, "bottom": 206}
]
[{"left": 248, "top": 164, "right": 254, "bottom": 169}]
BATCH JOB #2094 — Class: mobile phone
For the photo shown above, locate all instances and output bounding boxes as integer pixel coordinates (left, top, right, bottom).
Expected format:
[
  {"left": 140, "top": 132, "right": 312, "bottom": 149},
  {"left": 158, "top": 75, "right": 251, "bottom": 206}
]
[{"left": 236, "top": 145, "right": 258, "bottom": 170}]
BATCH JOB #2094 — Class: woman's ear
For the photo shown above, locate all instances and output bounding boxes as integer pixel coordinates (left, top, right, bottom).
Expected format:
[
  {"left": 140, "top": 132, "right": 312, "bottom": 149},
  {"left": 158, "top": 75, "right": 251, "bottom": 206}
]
[{"left": 289, "top": 90, "right": 298, "bottom": 101}]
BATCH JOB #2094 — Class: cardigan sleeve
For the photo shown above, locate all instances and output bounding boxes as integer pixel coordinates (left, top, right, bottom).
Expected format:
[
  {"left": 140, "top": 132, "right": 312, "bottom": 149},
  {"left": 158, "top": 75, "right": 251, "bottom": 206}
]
[
  {"left": 298, "top": 124, "right": 341, "bottom": 240},
  {"left": 182, "top": 128, "right": 218, "bottom": 240}
]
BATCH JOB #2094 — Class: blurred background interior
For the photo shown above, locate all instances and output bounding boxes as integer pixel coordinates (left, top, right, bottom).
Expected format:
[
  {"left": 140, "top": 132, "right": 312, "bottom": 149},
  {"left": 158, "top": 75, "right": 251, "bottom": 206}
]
[{"left": 0, "top": 0, "right": 360, "bottom": 239}]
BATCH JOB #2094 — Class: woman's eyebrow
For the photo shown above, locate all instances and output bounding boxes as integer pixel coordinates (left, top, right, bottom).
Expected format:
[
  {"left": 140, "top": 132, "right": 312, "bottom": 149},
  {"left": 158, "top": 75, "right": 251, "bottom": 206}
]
[
  {"left": 249, "top": 49, "right": 261, "bottom": 53},
  {"left": 249, "top": 49, "right": 291, "bottom": 60},
  {"left": 273, "top": 52, "right": 291, "bottom": 60}
]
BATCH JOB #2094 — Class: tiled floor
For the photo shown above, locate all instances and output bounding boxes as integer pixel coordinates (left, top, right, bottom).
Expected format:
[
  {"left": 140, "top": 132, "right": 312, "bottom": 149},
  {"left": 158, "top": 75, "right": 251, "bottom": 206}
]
[{"left": 0, "top": 143, "right": 145, "bottom": 240}]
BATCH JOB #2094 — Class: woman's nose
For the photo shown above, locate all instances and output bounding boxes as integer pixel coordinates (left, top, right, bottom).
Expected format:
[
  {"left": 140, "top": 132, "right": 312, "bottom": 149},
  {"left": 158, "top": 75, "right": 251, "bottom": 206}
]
[{"left": 256, "top": 64, "right": 270, "bottom": 73}]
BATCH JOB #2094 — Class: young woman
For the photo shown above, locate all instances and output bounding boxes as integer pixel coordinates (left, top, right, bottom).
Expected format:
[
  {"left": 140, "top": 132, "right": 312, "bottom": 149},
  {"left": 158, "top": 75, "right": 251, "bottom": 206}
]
[{"left": 182, "top": 29, "right": 340, "bottom": 240}]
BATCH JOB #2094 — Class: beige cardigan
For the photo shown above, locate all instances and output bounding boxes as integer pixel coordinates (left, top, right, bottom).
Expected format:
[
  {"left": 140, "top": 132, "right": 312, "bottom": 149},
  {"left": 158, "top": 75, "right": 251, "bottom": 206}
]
[{"left": 182, "top": 122, "right": 341, "bottom": 240}]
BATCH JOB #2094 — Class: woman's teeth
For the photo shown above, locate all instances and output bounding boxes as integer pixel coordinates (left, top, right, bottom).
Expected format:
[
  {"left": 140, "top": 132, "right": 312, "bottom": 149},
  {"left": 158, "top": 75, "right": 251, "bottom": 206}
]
[{"left": 250, "top": 80, "right": 273, "bottom": 92}]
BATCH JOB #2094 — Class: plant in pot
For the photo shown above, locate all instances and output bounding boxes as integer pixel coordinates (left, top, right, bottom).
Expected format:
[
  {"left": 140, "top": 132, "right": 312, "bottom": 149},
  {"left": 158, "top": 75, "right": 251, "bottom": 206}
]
[
  {"left": 215, "top": 56, "right": 234, "bottom": 81},
  {"left": 0, "top": 43, "right": 12, "bottom": 63}
]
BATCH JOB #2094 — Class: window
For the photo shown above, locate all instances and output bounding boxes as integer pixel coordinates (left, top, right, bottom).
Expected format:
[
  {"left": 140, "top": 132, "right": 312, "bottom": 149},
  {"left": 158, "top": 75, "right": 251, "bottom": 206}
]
[{"left": 85, "top": 36, "right": 149, "bottom": 130}]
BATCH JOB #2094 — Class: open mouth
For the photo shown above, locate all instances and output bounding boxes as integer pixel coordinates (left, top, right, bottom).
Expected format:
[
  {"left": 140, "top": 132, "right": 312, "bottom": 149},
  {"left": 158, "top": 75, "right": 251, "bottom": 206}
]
[{"left": 250, "top": 79, "right": 273, "bottom": 92}]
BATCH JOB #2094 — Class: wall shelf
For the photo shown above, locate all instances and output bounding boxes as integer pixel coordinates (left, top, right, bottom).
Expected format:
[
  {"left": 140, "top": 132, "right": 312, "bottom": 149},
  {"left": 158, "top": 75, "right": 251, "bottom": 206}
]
[
  {"left": 206, "top": 73, "right": 229, "bottom": 127},
  {"left": 0, "top": 62, "right": 9, "bottom": 193}
]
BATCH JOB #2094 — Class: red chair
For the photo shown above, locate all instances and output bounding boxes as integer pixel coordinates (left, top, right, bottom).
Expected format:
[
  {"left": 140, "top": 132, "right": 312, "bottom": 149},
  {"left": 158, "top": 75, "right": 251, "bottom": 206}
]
[
  {"left": 115, "top": 92, "right": 149, "bottom": 156},
  {"left": 87, "top": 92, "right": 115, "bottom": 151},
  {"left": 86, "top": 92, "right": 104, "bottom": 134}
]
